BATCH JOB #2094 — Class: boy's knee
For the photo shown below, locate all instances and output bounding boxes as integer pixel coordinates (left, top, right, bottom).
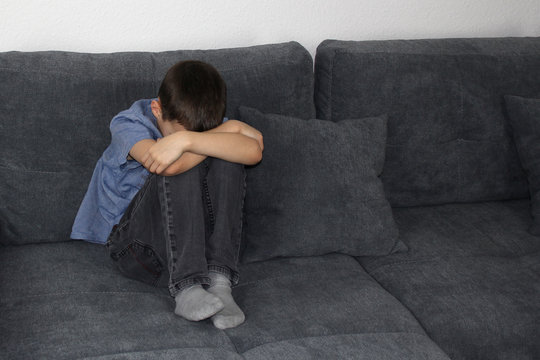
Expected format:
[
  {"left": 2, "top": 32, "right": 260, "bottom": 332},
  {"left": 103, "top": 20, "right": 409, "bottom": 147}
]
[
  {"left": 210, "top": 158, "right": 245, "bottom": 180},
  {"left": 155, "top": 164, "right": 203, "bottom": 191},
  {"left": 209, "top": 157, "right": 244, "bottom": 172}
]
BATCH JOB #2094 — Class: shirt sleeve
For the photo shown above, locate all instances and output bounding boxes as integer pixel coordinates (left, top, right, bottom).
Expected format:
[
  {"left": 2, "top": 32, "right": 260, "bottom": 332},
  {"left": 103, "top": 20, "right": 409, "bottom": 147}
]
[{"left": 109, "top": 114, "right": 155, "bottom": 167}]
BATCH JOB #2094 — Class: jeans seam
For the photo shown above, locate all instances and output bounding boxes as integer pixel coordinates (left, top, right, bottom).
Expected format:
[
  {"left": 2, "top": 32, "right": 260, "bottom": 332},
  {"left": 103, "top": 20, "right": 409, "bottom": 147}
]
[
  {"left": 160, "top": 176, "right": 179, "bottom": 294},
  {"left": 236, "top": 167, "right": 247, "bottom": 267},
  {"left": 128, "top": 242, "right": 163, "bottom": 277},
  {"left": 169, "top": 276, "right": 211, "bottom": 296},
  {"left": 107, "top": 222, "right": 131, "bottom": 259},
  {"left": 208, "top": 264, "right": 240, "bottom": 287},
  {"left": 202, "top": 161, "right": 215, "bottom": 233},
  {"left": 108, "top": 237, "right": 165, "bottom": 287},
  {"left": 128, "top": 174, "right": 155, "bottom": 219}
]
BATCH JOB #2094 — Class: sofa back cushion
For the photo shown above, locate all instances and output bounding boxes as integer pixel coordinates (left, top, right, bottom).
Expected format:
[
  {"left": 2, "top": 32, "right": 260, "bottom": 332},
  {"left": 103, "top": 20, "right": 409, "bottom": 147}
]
[
  {"left": 0, "top": 42, "right": 315, "bottom": 245},
  {"left": 315, "top": 37, "right": 540, "bottom": 207}
]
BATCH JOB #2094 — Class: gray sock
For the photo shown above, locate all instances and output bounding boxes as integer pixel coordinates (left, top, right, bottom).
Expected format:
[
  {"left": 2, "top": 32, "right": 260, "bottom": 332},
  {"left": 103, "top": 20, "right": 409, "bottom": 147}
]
[
  {"left": 207, "top": 272, "right": 245, "bottom": 329},
  {"left": 174, "top": 284, "right": 224, "bottom": 321}
]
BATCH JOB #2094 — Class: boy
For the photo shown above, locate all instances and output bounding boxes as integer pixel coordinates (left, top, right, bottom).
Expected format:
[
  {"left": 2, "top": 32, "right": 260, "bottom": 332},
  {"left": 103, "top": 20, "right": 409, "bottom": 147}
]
[{"left": 71, "top": 60, "right": 263, "bottom": 329}]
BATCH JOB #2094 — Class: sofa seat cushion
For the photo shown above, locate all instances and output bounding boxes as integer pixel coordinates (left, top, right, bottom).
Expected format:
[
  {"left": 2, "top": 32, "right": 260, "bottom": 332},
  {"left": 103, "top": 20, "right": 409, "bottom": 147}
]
[
  {"left": 77, "top": 349, "right": 244, "bottom": 360},
  {"left": 0, "top": 242, "right": 238, "bottom": 359},
  {"left": 358, "top": 200, "right": 540, "bottom": 360},
  {"left": 363, "top": 254, "right": 540, "bottom": 360},
  {"left": 0, "top": 242, "right": 448, "bottom": 359},
  {"left": 226, "top": 254, "right": 431, "bottom": 354},
  {"left": 362, "top": 200, "right": 540, "bottom": 272}
]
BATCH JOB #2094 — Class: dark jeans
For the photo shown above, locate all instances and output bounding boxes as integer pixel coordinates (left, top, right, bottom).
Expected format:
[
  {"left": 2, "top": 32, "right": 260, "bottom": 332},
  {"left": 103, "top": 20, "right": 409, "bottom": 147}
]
[{"left": 106, "top": 157, "right": 246, "bottom": 297}]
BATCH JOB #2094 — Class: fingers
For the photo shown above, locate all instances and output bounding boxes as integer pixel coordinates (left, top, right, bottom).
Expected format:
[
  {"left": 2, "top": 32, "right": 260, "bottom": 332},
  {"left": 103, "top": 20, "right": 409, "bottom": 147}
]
[
  {"left": 142, "top": 151, "right": 159, "bottom": 174},
  {"left": 141, "top": 151, "right": 150, "bottom": 164},
  {"left": 142, "top": 150, "right": 172, "bottom": 175},
  {"left": 156, "top": 164, "right": 167, "bottom": 175},
  {"left": 149, "top": 160, "right": 159, "bottom": 174}
]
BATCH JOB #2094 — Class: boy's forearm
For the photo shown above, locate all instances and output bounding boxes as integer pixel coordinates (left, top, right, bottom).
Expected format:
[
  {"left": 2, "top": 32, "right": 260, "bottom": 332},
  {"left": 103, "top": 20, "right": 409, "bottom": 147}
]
[
  {"left": 159, "top": 120, "right": 243, "bottom": 176},
  {"left": 184, "top": 131, "right": 263, "bottom": 165}
]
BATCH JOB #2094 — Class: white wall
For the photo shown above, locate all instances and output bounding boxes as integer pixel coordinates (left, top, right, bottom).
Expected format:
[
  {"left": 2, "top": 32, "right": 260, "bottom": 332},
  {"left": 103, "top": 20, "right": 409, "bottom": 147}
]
[{"left": 1, "top": 0, "right": 539, "bottom": 57}]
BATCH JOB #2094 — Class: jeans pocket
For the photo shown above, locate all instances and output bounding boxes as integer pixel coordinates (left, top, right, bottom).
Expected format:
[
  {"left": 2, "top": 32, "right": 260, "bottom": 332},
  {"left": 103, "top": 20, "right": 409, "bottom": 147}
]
[
  {"left": 108, "top": 226, "right": 165, "bottom": 287},
  {"left": 106, "top": 222, "right": 129, "bottom": 255}
]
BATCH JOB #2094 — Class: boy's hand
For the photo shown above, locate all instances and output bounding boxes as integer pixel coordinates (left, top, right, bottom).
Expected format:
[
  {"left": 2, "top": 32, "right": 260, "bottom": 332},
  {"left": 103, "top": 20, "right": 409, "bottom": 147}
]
[{"left": 141, "top": 132, "right": 189, "bottom": 174}]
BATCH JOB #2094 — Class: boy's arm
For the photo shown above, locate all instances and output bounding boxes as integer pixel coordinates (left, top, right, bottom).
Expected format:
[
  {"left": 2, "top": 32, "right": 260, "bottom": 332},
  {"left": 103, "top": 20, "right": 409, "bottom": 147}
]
[
  {"left": 129, "top": 140, "right": 208, "bottom": 175},
  {"left": 142, "top": 131, "right": 262, "bottom": 175},
  {"left": 129, "top": 120, "right": 263, "bottom": 176},
  {"left": 129, "top": 122, "right": 227, "bottom": 176}
]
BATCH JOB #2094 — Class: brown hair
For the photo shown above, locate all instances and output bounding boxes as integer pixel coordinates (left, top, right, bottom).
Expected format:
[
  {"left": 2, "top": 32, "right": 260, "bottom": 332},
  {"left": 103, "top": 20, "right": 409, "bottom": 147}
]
[{"left": 158, "top": 60, "right": 226, "bottom": 131}]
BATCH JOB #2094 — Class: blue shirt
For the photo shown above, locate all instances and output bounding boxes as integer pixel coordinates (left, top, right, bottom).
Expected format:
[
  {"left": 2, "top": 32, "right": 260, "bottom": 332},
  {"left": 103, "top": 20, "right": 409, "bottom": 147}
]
[{"left": 71, "top": 99, "right": 162, "bottom": 244}]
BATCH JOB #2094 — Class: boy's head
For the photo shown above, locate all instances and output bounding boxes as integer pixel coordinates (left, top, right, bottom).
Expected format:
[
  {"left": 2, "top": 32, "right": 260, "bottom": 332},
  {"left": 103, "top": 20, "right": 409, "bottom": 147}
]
[{"left": 157, "top": 60, "right": 226, "bottom": 132}]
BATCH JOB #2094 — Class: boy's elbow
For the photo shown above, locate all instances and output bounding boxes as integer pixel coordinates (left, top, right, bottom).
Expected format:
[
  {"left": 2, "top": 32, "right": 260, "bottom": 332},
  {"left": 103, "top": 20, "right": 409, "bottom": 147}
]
[
  {"left": 249, "top": 134, "right": 264, "bottom": 165},
  {"left": 247, "top": 145, "right": 263, "bottom": 165},
  {"left": 252, "top": 151, "right": 263, "bottom": 165}
]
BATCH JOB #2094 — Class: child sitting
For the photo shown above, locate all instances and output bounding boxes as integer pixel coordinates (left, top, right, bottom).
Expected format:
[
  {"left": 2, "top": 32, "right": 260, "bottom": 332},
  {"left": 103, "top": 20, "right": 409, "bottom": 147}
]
[{"left": 71, "top": 60, "right": 263, "bottom": 329}]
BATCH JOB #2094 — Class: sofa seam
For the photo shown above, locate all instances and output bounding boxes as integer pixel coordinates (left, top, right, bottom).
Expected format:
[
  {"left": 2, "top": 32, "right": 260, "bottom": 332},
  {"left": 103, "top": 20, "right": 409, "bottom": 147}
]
[
  {"left": 481, "top": 201, "right": 526, "bottom": 253},
  {"left": 364, "top": 251, "right": 538, "bottom": 275},
  {"left": 0, "top": 290, "right": 171, "bottom": 304},
  {"left": 456, "top": 55, "right": 464, "bottom": 202},
  {"left": 222, "top": 328, "right": 242, "bottom": 357},
  {"left": 328, "top": 48, "right": 337, "bottom": 120},
  {"left": 351, "top": 257, "right": 443, "bottom": 350},
  {"left": 239, "top": 330, "right": 435, "bottom": 356},
  {"left": 234, "top": 267, "right": 367, "bottom": 288},
  {"left": 72, "top": 345, "right": 241, "bottom": 360}
]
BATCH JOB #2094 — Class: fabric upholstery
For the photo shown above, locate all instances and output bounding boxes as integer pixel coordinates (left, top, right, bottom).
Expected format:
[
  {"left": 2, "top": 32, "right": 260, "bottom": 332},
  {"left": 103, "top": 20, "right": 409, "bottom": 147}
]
[
  {"left": 0, "top": 242, "right": 446, "bottom": 359},
  {"left": 0, "top": 242, "right": 235, "bottom": 359},
  {"left": 0, "top": 42, "right": 315, "bottom": 245},
  {"left": 151, "top": 43, "right": 315, "bottom": 120},
  {"left": 314, "top": 37, "right": 540, "bottom": 207},
  {"left": 364, "top": 254, "right": 540, "bottom": 360},
  {"left": 4, "top": 37, "right": 540, "bottom": 360},
  {"left": 0, "top": 52, "right": 153, "bottom": 245},
  {"left": 360, "top": 200, "right": 540, "bottom": 273},
  {"left": 358, "top": 200, "right": 540, "bottom": 360},
  {"left": 80, "top": 349, "right": 243, "bottom": 360},
  {"left": 238, "top": 107, "right": 401, "bottom": 262},
  {"left": 227, "top": 254, "right": 427, "bottom": 353},
  {"left": 242, "top": 333, "right": 450, "bottom": 360},
  {"left": 504, "top": 95, "right": 540, "bottom": 235}
]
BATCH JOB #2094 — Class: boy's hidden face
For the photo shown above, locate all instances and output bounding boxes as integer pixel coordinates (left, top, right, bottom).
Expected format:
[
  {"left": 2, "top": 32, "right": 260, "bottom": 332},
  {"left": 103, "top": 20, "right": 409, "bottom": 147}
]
[{"left": 151, "top": 99, "right": 186, "bottom": 137}]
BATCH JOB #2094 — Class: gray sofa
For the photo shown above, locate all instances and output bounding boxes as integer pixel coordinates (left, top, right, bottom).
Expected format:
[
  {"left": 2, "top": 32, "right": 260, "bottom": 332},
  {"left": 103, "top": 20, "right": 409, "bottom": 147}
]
[{"left": 1, "top": 38, "right": 539, "bottom": 360}]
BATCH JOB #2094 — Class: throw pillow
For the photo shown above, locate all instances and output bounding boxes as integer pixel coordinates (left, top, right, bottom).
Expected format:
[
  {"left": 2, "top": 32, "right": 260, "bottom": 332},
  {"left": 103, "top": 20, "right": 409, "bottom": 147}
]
[
  {"left": 505, "top": 95, "right": 540, "bottom": 236},
  {"left": 238, "top": 106, "right": 402, "bottom": 263}
]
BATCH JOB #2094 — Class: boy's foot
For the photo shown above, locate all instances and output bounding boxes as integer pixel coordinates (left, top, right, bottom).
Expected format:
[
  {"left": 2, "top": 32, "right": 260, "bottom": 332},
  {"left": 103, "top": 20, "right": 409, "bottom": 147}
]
[
  {"left": 174, "top": 284, "right": 224, "bottom": 321},
  {"left": 207, "top": 272, "right": 246, "bottom": 329}
]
